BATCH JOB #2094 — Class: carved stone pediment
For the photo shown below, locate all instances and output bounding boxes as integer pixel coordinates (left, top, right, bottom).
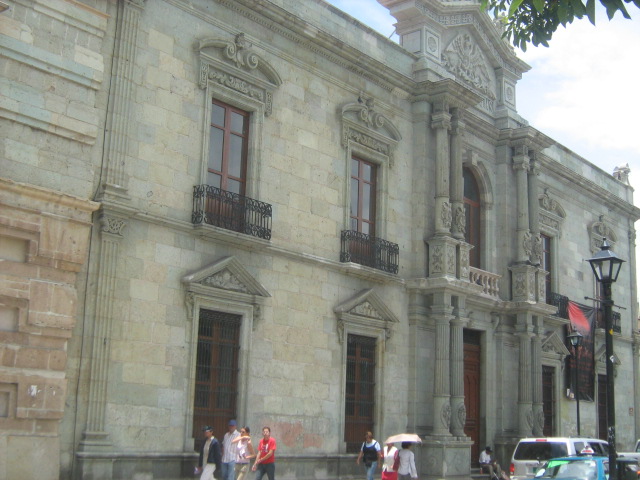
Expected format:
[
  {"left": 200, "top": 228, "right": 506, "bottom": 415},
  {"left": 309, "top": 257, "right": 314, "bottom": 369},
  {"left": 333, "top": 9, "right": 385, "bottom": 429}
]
[
  {"left": 341, "top": 96, "right": 401, "bottom": 167},
  {"left": 441, "top": 33, "right": 497, "bottom": 113},
  {"left": 595, "top": 344, "right": 621, "bottom": 366},
  {"left": 589, "top": 216, "right": 618, "bottom": 255},
  {"left": 539, "top": 191, "right": 566, "bottom": 237},
  {"left": 334, "top": 288, "right": 399, "bottom": 343},
  {"left": 197, "top": 33, "right": 281, "bottom": 115},
  {"left": 541, "top": 331, "right": 571, "bottom": 358},
  {"left": 182, "top": 256, "right": 270, "bottom": 298}
]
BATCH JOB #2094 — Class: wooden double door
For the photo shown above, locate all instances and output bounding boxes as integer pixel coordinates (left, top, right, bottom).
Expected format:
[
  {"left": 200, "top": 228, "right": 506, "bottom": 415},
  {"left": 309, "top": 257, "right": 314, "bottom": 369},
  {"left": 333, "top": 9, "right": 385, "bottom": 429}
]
[{"left": 464, "top": 331, "right": 481, "bottom": 466}]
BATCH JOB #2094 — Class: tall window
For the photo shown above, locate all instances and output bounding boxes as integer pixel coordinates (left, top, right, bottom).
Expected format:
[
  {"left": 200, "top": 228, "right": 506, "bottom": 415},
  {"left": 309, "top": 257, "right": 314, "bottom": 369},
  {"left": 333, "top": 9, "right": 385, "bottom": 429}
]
[
  {"left": 208, "top": 100, "right": 249, "bottom": 195},
  {"left": 464, "top": 168, "right": 481, "bottom": 268},
  {"left": 350, "top": 157, "right": 377, "bottom": 235},
  {"left": 541, "top": 234, "right": 552, "bottom": 301},
  {"left": 193, "top": 309, "right": 241, "bottom": 450},
  {"left": 542, "top": 365, "right": 556, "bottom": 436},
  {"left": 344, "top": 334, "right": 376, "bottom": 453}
]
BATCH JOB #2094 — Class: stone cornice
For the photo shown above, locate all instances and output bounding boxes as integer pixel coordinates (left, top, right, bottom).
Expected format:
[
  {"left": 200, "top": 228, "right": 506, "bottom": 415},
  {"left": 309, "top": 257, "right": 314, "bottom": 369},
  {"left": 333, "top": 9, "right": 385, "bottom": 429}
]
[
  {"left": 413, "top": 78, "right": 482, "bottom": 109},
  {"left": 167, "top": 0, "right": 415, "bottom": 95},
  {"left": 536, "top": 154, "right": 640, "bottom": 220}
]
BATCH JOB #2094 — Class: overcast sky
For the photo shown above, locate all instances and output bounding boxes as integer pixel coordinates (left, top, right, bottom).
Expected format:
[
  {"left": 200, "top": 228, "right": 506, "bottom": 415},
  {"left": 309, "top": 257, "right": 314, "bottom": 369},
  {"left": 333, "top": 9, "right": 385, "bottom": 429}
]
[{"left": 325, "top": 0, "right": 640, "bottom": 293}]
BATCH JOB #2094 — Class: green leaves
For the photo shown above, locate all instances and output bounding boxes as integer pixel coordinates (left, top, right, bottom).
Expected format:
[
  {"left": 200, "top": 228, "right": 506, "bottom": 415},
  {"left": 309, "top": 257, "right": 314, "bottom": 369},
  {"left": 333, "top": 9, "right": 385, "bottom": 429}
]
[{"left": 483, "top": 0, "right": 638, "bottom": 49}]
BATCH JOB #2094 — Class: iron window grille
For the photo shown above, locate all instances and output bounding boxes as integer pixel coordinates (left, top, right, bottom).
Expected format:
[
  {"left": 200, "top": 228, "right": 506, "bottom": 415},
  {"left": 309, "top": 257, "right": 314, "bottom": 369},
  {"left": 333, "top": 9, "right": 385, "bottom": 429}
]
[{"left": 340, "top": 230, "right": 399, "bottom": 274}]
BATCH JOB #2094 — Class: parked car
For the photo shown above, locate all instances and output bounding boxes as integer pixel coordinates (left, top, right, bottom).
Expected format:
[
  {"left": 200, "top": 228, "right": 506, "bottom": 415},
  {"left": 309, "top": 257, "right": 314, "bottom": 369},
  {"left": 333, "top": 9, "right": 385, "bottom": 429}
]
[
  {"left": 510, "top": 438, "right": 609, "bottom": 480},
  {"left": 619, "top": 440, "right": 640, "bottom": 462},
  {"left": 531, "top": 455, "right": 608, "bottom": 480}
]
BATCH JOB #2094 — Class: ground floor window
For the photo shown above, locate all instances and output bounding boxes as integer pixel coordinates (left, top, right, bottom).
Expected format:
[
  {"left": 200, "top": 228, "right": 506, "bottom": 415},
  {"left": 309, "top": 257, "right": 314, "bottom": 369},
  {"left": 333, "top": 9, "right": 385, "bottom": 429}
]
[
  {"left": 344, "top": 334, "right": 376, "bottom": 453},
  {"left": 193, "top": 309, "right": 241, "bottom": 450},
  {"left": 542, "top": 365, "right": 556, "bottom": 436}
]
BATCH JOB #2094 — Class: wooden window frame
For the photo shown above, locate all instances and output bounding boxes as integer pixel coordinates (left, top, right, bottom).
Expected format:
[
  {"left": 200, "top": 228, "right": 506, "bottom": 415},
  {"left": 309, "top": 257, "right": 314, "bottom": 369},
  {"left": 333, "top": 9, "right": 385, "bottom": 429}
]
[
  {"left": 208, "top": 99, "right": 250, "bottom": 195},
  {"left": 350, "top": 156, "right": 377, "bottom": 236}
]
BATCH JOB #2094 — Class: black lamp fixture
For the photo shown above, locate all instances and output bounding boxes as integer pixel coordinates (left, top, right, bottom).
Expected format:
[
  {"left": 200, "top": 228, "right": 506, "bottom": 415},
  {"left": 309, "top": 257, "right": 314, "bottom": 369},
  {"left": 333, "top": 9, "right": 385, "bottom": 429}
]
[
  {"left": 586, "top": 238, "right": 624, "bottom": 283},
  {"left": 567, "top": 330, "right": 583, "bottom": 435},
  {"left": 586, "top": 237, "right": 624, "bottom": 479}
]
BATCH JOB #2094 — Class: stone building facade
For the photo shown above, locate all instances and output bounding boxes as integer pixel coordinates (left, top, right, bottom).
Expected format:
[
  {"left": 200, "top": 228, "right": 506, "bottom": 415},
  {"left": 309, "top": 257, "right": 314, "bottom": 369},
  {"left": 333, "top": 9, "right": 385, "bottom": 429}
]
[{"left": 1, "top": 0, "right": 639, "bottom": 479}]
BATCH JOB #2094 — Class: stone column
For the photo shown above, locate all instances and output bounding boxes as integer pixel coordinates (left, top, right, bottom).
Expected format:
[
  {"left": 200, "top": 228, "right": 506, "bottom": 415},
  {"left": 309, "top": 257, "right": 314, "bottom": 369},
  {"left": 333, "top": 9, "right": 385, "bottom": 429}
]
[
  {"left": 432, "top": 98, "right": 452, "bottom": 236},
  {"left": 100, "top": 0, "right": 146, "bottom": 201},
  {"left": 531, "top": 326, "right": 544, "bottom": 436},
  {"left": 79, "top": 214, "right": 126, "bottom": 451},
  {"left": 450, "top": 296, "right": 467, "bottom": 437},
  {"left": 513, "top": 144, "right": 531, "bottom": 263},
  {"left": 528, "top": 158, "right": 542, "bottom": 265},
  {"left": 432, "top": 292, "right": 454, "bottom": 436},
  {"left": 450, "top": 108, "right": 465, "bottom": 240},
  {"left": 517, "top": 317, "right": 534, "bottom": 438}
]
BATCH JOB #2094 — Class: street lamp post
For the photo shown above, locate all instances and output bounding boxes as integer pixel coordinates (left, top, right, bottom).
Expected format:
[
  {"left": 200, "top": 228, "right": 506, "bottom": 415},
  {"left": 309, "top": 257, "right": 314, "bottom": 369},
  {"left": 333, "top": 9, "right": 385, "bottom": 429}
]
[
  {"left": 567, "top": 331, "right": 583, "bottom": 436},
  {"left": 586, "top": 238, "right": 624, "bottom": 480}
]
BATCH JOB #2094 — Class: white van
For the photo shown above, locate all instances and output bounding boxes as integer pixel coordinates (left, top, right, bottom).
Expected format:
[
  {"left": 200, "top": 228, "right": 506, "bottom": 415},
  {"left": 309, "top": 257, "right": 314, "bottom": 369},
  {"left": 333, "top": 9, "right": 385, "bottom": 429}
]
[{"left": 510, "top": 437, "right": 609, "bottom": 480}]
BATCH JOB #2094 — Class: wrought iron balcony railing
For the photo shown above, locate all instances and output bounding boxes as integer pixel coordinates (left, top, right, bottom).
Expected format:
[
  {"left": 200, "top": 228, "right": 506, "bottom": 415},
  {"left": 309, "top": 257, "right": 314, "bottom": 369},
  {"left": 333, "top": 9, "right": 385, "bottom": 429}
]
[
  {"left": 192, "top": 185, "right": 272, "bottom": 240},
  {"left": 548, "top": 292, "right": 621, "bottom": 333},
  {"left": 340, "top": 230, "right": 399, "bottom": 274}
]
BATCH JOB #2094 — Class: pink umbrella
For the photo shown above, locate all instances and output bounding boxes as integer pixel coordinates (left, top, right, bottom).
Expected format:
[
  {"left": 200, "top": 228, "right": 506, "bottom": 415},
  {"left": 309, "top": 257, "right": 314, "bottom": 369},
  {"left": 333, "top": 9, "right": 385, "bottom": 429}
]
[{"left": 384, "top": 433, "right": 422, "bottom": 444}]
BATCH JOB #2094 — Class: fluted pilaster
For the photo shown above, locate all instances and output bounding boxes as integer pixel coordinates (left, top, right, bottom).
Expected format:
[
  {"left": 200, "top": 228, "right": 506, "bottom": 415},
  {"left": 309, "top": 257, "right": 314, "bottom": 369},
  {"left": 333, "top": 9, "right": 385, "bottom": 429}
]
[
  {"left": 518, "top": 324, "right": 534, "bottom": 437},
  {"left": 513, "top": 144, "right": 531, "bottom": 263},
  {"left": 449, "top": 299, "right": 466, "bottom": 436},
  {"left": 81, "top": 213, "right": 127, "bottom": 448},
  {"left": 101, "top": 0, "right": 146, "bottom": 200},
  {"left": 432, "top": 100, "right": 452, "bottom": 235},
  {"left": 432, "top": 293, "right": 454, "bottom": 436},
  {"left": 531, "top": 330, "right": 544, "bottom": 436},
  {"left": 450, "top": 108, "right": 465, "bottom": 240}
]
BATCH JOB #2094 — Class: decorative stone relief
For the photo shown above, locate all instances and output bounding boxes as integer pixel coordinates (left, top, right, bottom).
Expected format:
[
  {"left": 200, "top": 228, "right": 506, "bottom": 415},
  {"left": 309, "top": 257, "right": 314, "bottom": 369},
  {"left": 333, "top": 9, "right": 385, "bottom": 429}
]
[
  {"left": 513, "top": 272, "right": 526, "bottom": 298},
  {"left": 201, "top": 269, "right": 250, "bottom": 293},
  {"left": 100, "top": 216, "right": 127, "bottom": 236},
  {"left": 441, "top": 403, "right": 452, "bottom": 428},
  {"left": 341, "top": 96, "right": 401, "bottom": 167},
  {"left": 441, "top": 201, "right": 452, "bottom": 230},
  {"left": 447, "top": 244, "right": 456, "bottom": 274},
  {"left": 198, "top": 34, "right": 282, "bottom": 116},
  {"left": 432, "top": 245, "right": 444, "bottom": 274},
  {"left": 442, "top": 33, "right": 497, "bottom": 112},
  {"left": 456, "top": 403, "right": 467, "bottom": 427},
  {"left": 523, "top": 230, "right": 532, "bottom": 257},
  {"left": 526, "top": 407, "right": 534, "bottom": 429},
  {"left": 453, "top": 205, "right": 466, "bottom": 235},
  {"left": 334, "top": 288, "right": 400, "bottom": 344},
  {"left": 589, "top": 216, "right": 618, "bottom": 254},
  {"left": 350, "top": 301, "right": 384, "bottom": 319},
  {"left": 613, "top": 163, "right": 630, "bottom": 184},
  {"left": 539, "top": 191, "right": 566, "bottom": 237},
  {"left": 532, "top": 234, "right": 543, "bottom": 264}
]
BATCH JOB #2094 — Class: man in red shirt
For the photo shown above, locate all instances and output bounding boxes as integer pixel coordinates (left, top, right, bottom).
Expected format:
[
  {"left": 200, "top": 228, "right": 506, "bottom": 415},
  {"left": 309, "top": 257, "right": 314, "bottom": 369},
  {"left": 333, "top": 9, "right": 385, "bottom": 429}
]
[{"left": 252, "top": 426, "right": 276, "bottom": 480}]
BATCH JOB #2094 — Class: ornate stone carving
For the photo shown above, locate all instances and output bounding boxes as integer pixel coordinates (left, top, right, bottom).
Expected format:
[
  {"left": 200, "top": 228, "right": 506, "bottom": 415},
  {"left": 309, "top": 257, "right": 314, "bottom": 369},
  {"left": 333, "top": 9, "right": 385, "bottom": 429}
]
[
  {"left": 441, "top": 201, "right": 452, "bottom": 230},
  {"left": 454, "top": 205, "right": 466, "bottom": 235},
  {"left": 442, "top": 34, "right": 496, "bottom": 111},
  {"left": 523, "top": 230, "right": 532, "bottom": 257},
  {"left": 342, "top": 128, "right": 390, "bottom": 157},
  {"left": 526, "top": 408, "right": 534, "bottom": 429},
  {"left": 613, "top": 163, "right": 630, "bottom": 184},
  {"left": 441, "top": 403, "right": 451, "bottom": 429},
  {"left": 100, "top": 216, "right": 126, "bottom": 236},
  {"left": 513, "top": 272, "right": 526, "bottom": 297},
  {"left": 447, "top": 245, "right": 456, "bottom": 274},
  {"left": 207, "top": 68, "right": 265, "bottom": 101},
  {"left": 457, "top": 403, "right": 467, "bottom": 427},
  {"left": 201, "top": 269, "right": 249, "bottom": 293},
  {"left": 432, "top": 245, "right": 444, "bottom": 273},
  {"left": 532, "top": 234, "right": 543, "bottom": 263},
  {"left": 351, "top": 301, "right": 383, "bottom": 319}
]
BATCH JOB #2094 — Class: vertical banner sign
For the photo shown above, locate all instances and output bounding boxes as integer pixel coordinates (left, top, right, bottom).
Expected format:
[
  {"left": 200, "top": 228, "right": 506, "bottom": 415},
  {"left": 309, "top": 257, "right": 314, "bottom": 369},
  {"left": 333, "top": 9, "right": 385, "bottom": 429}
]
[{"left": 566, "top": 301, "right": 596, "bottom": 401}]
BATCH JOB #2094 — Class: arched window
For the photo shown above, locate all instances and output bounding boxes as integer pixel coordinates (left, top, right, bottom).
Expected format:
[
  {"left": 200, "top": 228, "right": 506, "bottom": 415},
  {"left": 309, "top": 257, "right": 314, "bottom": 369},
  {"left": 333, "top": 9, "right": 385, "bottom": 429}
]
[{"left": 464, "top": 168, "right": 481, "bottom": 268}]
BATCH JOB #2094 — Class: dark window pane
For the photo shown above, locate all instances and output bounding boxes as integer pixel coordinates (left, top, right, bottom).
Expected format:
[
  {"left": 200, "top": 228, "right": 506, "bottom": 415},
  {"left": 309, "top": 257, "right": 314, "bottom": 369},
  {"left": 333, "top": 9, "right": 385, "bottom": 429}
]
[
  {"left": 207, "top": 172, "right": 221, "bottom": 188},
  {"left": 351, "top": 158, "right": 358, "bottom": 176},
  {"left": 227, "top": 179, "right": 241, "bottom": 194},
  {"left": 231, "top": 111, "right": 245, "bottom": 133},
  {"left": 211, "top": 103, "right": 225, "bottom": 127},
  {"left": 362, "top": 163, "right": 372, "bottom": 182},
  {"left": 208, "top": 128, "right": 223, "bottom": 172},
  {"left": 229, "top": 134, "right": 243, "bottom": 178},
  {"left": 351, "top": 179, "right": 358, "bottom": 217},
  {"left": 362, "top": 184, "right": 371, "bottom": 220}
]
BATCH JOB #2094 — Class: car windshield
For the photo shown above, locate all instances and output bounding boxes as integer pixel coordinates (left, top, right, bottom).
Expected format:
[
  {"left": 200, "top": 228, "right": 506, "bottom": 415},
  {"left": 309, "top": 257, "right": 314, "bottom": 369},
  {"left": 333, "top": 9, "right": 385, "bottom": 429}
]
[
  {"left": 534, "top": 459, "right": 599, "bottom": 480},
  {"left": 514, "top": 443, "right": 569, "bottom": 461}
]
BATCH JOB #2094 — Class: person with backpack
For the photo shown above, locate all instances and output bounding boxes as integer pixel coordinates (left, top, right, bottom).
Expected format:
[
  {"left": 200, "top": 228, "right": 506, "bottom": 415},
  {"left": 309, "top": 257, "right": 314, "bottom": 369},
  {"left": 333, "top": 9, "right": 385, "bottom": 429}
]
[{"left": 356, "top": 431, "right": 382, "bottom": 480}]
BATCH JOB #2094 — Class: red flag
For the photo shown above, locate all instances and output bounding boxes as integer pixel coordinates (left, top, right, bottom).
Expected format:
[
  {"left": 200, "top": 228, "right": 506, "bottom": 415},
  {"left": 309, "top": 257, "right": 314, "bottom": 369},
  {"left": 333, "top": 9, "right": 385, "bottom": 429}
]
[{"left": 568, "top": 301, "right": 591, "bottom": 334}]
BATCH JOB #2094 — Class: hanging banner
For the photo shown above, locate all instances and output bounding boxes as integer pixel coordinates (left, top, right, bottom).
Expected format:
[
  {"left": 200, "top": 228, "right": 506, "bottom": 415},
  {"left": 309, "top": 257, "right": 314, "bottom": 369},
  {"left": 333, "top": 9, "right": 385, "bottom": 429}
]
[{"left": 566, "top": 301, "right": 596, "bottom": 401}]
